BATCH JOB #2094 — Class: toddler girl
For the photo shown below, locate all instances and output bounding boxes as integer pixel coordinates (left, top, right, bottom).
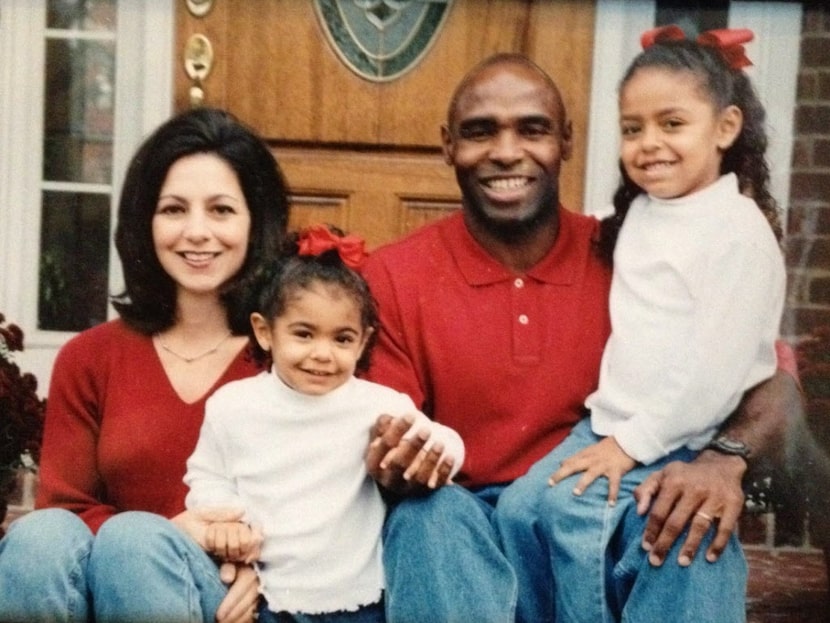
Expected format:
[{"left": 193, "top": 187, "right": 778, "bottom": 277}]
[{"left": 183, "top": 224, "right": 465, "bottom": 622}]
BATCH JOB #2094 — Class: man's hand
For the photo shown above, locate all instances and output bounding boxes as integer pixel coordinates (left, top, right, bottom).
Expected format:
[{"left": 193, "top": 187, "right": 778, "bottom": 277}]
[
  {"left": 366, "top": 414, "right": 454, "bottom": 495},
  {"left": 634, "top": 450, "right": 746, "bottom": 567},
  {"left": 634, "top": 367, "right": 802, "bottom": 567}
]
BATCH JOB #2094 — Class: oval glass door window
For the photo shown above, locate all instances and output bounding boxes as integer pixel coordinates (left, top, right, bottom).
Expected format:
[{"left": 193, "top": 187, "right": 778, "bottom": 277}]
[{"left": 314, "top": 0, "right": 453, "bottom": 82}]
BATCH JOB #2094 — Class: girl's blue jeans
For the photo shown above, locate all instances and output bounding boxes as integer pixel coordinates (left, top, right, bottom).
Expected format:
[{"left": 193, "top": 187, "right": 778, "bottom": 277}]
[
  {"left": 383, "top": 418, "right": 747, "bottom": 623},
  {"left": 0, "top": 508, "right": 228, "bottom": 623}
]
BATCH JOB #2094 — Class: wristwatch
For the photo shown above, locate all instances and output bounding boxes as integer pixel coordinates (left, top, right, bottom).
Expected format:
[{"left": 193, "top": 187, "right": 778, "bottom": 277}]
[{"left": 705, "top": 435, "right": 750, "bottom": 460}]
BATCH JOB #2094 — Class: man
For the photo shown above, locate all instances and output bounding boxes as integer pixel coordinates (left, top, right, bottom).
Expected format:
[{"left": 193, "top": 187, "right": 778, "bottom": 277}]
[{"left": 363, "top": 53, "right": 799, "bottom": 622}]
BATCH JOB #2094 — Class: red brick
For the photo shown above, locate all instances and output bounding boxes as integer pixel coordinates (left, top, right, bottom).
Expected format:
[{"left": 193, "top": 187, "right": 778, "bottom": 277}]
[
  {"left": 819, "top": 71, "right": 830, "bottom": 99},
  {"left": 790, "top": 306, "right": 830, "bottom": 338},
  {"left": 791, "top": 138, "right": 812, "bottom": 168},
  {"left": 799, "top": 71, "right": 819, "bottom": 100},
  {"left": 816, "top": 139, "right": 830, "bottom": 167},
  {"left": 787, "top": 205, "right": 830, "bottom": 236},
  {"left": 790, "top": 172, "right": 830, "bottom": 201},
  {"left": 810, "top": 276, "right": 830, "bottom": 304},
  {"left": 802, "top": 6, "right": 827, "bottom": 35},
  {"left": 795, "top": 105, "right": 830, "bottom": 134},
  {"left": 801, "top": 36, "right": 830, "bottom": 69}
]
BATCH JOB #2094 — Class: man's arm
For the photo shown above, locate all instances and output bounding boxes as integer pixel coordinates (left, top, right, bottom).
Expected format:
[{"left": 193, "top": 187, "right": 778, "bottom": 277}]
[{"left": 634, "top": 366, "right": 802, "bottom": 566}]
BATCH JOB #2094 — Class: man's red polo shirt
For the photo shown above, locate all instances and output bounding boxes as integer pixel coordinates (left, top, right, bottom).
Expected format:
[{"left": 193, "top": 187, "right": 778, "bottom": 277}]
[{"left": 362, "top": 208, "right": 612, "bottom": 488}]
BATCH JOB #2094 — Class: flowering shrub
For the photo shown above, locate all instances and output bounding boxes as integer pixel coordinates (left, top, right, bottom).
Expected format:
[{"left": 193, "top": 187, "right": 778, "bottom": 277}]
[{"left": 0, "top": 313, "right": 45, "bottom": 473}]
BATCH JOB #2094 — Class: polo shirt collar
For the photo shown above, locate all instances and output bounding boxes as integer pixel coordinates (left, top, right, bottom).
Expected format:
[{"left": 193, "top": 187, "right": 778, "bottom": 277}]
[{"left": 443, "top": 206, "right": 590, "bottom": 286}]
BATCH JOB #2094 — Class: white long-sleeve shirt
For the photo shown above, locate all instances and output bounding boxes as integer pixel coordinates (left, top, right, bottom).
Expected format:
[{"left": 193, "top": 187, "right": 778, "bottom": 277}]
[
  {"left": 586, "top": 174, "right": 785, "bottom": 464},
  {"left": 185, "top": 371, "right": 465, "bottom": 615}
]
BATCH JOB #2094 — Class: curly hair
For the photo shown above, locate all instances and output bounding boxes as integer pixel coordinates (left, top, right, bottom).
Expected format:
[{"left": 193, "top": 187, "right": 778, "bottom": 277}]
[
  {"left": 597, "top": 38, "right": 782, "bottom": 265},
  {"left": 111, "top": 107, "right": 290, "bottom": 335},
  {"left": 243, "top": 229, "right": 379, "bottom": 374}
]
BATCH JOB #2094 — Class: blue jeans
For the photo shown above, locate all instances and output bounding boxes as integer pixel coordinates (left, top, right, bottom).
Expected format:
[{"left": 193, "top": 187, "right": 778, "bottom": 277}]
[
  {"left": 494, "top": 417, "right": 748, "bottom": 623},
  {"left": 0, "top": 508, "right": 228, "bottom": 623},
  {"left": 257, "top": 600, "right": 384, "bottom": 623},
  {"left": 383, "top": 485, "right": 517, "bottom": 623}
]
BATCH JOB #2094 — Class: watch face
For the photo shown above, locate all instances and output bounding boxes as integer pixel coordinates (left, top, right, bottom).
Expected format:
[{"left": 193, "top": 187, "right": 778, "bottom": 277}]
[{"left": 712, "top": 436, "right": 750, "bottom": 457}]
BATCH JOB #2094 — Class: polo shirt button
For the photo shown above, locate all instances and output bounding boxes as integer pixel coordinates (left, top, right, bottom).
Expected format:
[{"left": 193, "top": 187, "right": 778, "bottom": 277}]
[
  {"left": 518, "top": 314, "right": 529, "bottom": 325},
  {"left": 514, "top": 278, "right": 524, "bottom": 288}
]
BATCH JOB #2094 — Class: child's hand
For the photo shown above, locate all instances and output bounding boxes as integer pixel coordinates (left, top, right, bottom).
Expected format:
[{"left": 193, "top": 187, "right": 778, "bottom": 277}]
[
  {"left": 548, "top": 437, "right": 637, "bottom": 505},
  {"left": 402, "top": 440, "right": 456, "bottom": 489},
  {"left": 205, "top": 521, "right": 263, "bottom": 564}
]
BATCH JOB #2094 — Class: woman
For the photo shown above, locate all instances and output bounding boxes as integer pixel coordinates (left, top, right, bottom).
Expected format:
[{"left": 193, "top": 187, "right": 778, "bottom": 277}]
[{"left": 0, "top": 107, "right": 289, "bottom": 623}]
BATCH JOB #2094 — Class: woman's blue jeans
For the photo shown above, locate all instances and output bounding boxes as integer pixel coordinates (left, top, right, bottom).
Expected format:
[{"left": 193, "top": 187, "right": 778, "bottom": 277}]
[{"left": 0, "top": 508, "right": 228, "bottom": 623}]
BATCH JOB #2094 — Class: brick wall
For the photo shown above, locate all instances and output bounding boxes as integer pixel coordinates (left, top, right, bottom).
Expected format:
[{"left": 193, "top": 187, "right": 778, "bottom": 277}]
[
  {"left": 787, "top": 5, "right": 830, "bottom": 340},
  {"left": 742, "top": 3, "right": 830, "bottom": 549}
]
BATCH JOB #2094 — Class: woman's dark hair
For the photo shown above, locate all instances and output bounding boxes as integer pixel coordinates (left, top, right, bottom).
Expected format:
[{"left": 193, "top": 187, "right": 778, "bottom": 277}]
[
  {"left": 111, "top": 107, "right": 290, "bottom": 335},
  {"left": 246, "top": 230, "right": 379, "bottom": 373},
  {"left": 596, "top": 38, "right": 782, "bottom": 265}
]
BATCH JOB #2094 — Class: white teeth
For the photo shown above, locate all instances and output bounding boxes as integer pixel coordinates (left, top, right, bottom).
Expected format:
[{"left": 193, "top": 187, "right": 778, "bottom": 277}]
[
  {"left": 182, "top": 252, "right": 216, "bottom": 260},
  {"left": 486, "top": 177, "right": 528, "bottom": 190},
  {"left": 643, "top": 161, "right": 672, "bottom": 171}
]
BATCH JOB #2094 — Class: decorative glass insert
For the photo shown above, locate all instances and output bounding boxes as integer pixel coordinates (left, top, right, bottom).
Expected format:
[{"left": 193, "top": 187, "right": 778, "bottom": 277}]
[
  {"left": 40, "top": 0, "right": 117, "bottom": 332},
  {"left": 314, "top": 0, "right": 453, "bottom": 82}
]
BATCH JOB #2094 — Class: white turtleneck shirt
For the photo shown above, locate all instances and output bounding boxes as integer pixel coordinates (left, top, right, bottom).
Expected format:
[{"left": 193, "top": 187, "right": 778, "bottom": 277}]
[
  {"left": 185, "top": 371, "right": 464, "bottom": 615},
  {"left": 586, "top": 173, "right": 785, "bottom": 464}
]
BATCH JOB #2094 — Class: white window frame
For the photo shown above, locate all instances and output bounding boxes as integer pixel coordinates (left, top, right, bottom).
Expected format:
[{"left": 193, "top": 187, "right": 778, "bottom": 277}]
[
  {"left": 584, "top": 0, "right": 802, "bottom": 219},
  {"left": 0, "top": 0, "right": 174, "bottom": 390}
]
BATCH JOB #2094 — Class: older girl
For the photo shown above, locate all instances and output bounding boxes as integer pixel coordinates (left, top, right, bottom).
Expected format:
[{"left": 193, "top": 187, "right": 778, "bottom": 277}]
[{"left": 498, "top": 27, "right": 786, "bottom": 623}]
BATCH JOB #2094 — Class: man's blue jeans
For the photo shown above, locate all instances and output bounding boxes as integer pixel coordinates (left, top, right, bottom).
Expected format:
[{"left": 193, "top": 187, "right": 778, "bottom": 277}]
[
  {"left": 0, "top": 508, "right": 228, "bottom": 623},
  {"left": 383, "top": 419, "right": 747, "bottom": 623}
]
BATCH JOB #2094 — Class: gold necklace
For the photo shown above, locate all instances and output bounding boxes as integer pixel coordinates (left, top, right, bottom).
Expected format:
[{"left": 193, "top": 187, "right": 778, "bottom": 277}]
[{"left": 156, "top": 331, "right": 233, "bottom": 363}]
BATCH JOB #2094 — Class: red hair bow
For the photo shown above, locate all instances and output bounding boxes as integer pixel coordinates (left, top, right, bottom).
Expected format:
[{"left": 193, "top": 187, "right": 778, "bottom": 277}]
[
  {"left": 641, "top": 25, "right": 754, "bottom": 70},
  {"left": 296, "top": 224, "right": 368, "bottom": 270}
]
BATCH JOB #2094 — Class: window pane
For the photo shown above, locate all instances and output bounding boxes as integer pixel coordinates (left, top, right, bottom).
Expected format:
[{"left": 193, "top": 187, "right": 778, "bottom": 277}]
[
  {"left": 43, "top": 38, "right": 115, "bottom": 184},
  {"left": 47, "top": 0, "right": 117, "bottom": 32},
  {"left": 38, "top": 191, "right": 111, "bottom": 332}
]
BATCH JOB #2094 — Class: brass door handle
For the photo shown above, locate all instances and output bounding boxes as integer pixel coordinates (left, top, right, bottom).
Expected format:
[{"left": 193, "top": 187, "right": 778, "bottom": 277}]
[{"left": 184, "top": 33, "right": 214, "bottom": 106}]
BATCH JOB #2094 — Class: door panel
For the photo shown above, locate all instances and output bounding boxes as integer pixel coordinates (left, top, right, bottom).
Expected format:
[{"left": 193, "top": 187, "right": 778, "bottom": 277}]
[
  {"left": 175, "top": 0, "right": 596, "bottom": 246},
  {"left": 275, "top": 148, "right": 459, "bottom": 250}
]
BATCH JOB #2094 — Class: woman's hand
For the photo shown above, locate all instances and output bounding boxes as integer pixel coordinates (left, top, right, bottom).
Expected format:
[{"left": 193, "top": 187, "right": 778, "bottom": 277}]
[{"left": 216, "top": 563, "right": 260, "bottom": 623}]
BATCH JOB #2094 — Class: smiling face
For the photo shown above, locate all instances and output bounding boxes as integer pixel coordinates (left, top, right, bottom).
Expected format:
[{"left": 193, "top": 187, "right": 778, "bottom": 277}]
[
  {"left": 251, "top": 280, "right": 371, "bottom": 396},
  {"left": 618, "top": 66, "right": 742, "bottom": 199},
  {"left": 152, "top": 152, "right": 251, "bottom": 299},
  {"left": 441, "top": 60, "right": 572, "bottom": 237}
]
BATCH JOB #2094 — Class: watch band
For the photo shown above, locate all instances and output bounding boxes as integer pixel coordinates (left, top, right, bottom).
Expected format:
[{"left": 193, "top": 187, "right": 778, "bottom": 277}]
[{"left": 705, "top": 435, "right": 750, "bottom": 459}]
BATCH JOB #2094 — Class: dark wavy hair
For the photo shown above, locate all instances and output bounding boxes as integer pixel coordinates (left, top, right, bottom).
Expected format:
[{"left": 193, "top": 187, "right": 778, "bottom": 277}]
[
  {"left": 111, "top": 107, "right": 290, "bottom": 335},
  {"left": 597, "top": 38, "right": 782, "bottom": 265},
  {"left": 245, "top": 229, "right": 379, "bottom": 374}
]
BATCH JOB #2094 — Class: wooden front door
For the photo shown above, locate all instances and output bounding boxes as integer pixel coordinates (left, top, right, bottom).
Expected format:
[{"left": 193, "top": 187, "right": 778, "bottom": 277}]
[{"left": 175, "top": 0, "right": 596, "bottom": 249}]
